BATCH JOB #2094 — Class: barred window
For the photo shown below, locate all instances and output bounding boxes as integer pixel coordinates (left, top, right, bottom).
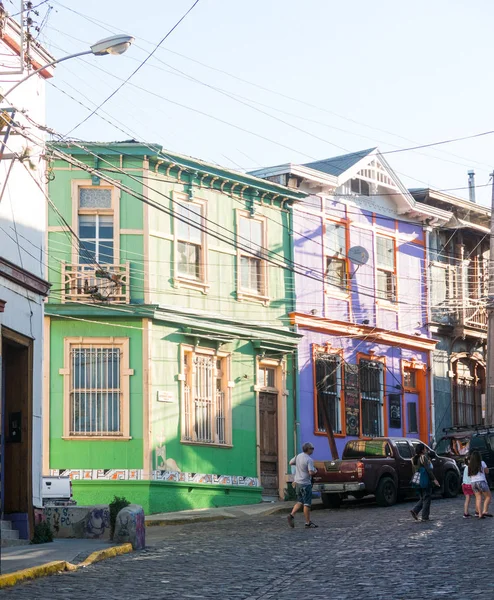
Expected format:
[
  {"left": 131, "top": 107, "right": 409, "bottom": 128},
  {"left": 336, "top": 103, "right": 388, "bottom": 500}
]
[
  {"left": 315, "top": 354, "right": 342, "bottom": 434},
  {"left": 359, "top": 359, "right": 384, "bottom": 437},
  {"left": 71, "top": 347, "right": 121, "bottom": 435},
  {"left": 61, "top": 338, "right": 133, "bottom": 439},
  {"left": 182, "top": 351, "right": 231, "bottom": 446}
]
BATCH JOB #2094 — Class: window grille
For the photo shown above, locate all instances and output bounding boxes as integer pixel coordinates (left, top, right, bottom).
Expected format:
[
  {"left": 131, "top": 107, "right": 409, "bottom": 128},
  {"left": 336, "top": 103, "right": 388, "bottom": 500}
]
[
  {"left": 360, "top": 359, "right": 383, "bottom": 437},
  {"left": 315, "top": 354, "right": 342, "bottom": 434},
  {"left": 70, "top": 347, "right": 121, "bottom": 436},
  {"left": 182, "top": 353, "right": 230, "bottom": 445}
]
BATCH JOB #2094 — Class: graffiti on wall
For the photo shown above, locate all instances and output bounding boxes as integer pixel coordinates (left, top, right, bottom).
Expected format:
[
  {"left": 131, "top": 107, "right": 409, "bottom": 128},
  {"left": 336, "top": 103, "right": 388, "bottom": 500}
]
[
  {"left": 44, "top": 505, "right": 110, "bottom": 539},
  {"left": 155, "top": 431, "right": 181, "bottom": 472}
]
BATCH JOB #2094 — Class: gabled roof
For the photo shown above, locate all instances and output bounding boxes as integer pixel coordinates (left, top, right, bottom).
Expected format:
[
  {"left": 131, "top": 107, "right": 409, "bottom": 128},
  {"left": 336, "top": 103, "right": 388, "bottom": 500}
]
[
  {"left": 304, "top": 148, "right": 376, "bottom": 177},
  {"left": 250, "top": 148, "right": 452, "bottom": 225}
]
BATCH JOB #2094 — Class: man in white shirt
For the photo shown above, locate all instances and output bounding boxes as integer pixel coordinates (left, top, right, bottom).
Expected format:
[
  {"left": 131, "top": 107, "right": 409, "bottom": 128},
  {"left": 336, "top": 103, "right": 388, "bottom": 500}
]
[{"left": 287, "top": 442, "right": 318, "bottom": 529}]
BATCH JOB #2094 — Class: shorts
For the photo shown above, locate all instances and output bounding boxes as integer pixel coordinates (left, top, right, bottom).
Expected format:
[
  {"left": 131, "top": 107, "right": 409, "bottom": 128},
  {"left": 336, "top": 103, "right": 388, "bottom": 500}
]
[
  {"left": 295, "top": 483, "right": 312, "bottom": 507},
  {"left": 472, "top": 481, "right": 490, "bottom": 494},
  {"left": 462, "top": 483, "right": 474, "bottom": 496}
]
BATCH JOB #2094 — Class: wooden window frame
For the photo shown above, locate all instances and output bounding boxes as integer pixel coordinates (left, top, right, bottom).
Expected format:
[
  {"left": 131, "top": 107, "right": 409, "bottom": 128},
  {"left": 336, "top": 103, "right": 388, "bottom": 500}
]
[
  {"left": 312, "top": 345, "right": 345, "bottom": 438},
  {"left": 59, "top": 337, "right": 134, "bottom": 440},
  {"left": 375, "top": 233, "right": 397, "bottom": 304},
  {"left": 71, "top": 181, "right": 120, "bottom": 265},
  {"left": 236, "top": 210, "right": 270, "bottom": 305},
  {"left": 172, "top": 192, "right": 209, "bottom": 293},
  {"left": 179, "top": 344, "right": 233, "bottom": 447},
  {"left": 324, "top": 218, "right": 350, "bottom": 301}
]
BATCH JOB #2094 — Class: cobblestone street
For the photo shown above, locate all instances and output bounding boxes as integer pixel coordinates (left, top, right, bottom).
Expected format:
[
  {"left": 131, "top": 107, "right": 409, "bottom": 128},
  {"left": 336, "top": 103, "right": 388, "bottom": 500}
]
[{"left": 2, "top": 496, "right": 493, "bottom": 600}]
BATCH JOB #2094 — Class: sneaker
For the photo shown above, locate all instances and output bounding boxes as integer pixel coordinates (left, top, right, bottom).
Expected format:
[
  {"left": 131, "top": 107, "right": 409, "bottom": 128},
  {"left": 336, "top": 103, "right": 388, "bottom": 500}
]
[
  {"left": 305, "top": 521, "right": 318, "bottom": 528},
  {"left": 463, "top": 513, "right": 471, "bottom": 518},
  {"left": 483, "top": 513, "right": 493, "bottom": 518},
  {"left": 410, "top": 510, "right": 418, "bottom": 521},
  {"left": 287, "top": 514, "right": 295, "bottom": 529}
]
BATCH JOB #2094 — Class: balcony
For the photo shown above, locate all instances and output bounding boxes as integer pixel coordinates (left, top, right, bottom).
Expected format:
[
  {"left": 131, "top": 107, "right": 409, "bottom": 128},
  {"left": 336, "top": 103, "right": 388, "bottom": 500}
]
[
  {"left": 460, "top": 301, "right": 488, "bottom": 330},
  {"left": 61, "top": 262, "right": 130, "bottom": 304}
]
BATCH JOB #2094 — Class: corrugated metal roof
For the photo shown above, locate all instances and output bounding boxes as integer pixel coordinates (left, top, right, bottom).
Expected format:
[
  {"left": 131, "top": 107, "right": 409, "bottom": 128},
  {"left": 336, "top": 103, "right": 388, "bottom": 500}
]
[{"left": 303, "top": 148, "right": 376, "bottom": 177}]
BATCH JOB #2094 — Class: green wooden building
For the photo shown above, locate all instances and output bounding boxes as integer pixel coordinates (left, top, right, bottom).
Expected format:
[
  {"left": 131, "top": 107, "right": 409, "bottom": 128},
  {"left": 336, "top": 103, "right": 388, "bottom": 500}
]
[{"left": 44, "top": 142, "right": 304, "bottom": 513}]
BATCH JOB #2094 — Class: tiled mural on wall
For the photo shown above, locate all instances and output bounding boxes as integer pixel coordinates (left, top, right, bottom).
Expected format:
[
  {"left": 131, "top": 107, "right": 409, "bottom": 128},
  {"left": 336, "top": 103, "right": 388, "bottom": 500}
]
[{"left": 50, "top": 469, "right": 260, "bottom": 487}]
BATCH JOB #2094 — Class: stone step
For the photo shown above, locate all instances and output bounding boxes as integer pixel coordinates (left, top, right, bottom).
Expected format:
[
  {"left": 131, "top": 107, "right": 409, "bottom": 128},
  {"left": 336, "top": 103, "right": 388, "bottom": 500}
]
[
  {"left": 1, "top": 538, "right": 29, "bottom": 547},
  {"left": 1, "top": 520, "right": 13, "bottom": 531},
  {"left": 1, "top": 528, "right": 19, "bottom": 540}
]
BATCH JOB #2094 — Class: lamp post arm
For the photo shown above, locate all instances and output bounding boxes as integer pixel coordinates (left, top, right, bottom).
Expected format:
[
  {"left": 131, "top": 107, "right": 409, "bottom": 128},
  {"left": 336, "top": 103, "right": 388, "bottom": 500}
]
[{"left": 1, "top": 50, "right": 92, "bottom": 99}]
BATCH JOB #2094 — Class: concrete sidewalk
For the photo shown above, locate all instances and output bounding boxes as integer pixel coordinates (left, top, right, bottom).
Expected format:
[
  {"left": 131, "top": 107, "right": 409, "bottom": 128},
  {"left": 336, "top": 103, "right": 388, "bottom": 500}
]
[
  {"left": 145, "top": 500, "right": 294, "bottom": 527},
  {"left": 0, "top": 538, "right": 113, "bottom": 575}
]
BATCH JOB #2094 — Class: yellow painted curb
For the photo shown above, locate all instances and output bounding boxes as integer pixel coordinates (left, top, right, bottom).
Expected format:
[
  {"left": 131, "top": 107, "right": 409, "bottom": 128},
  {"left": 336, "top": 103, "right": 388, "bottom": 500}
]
[
  {"left": 0, "top": 544, "right": 134, "bottom": 589},
  {"left": 79, "top": 543, "right": 133, "bottom": 568}
]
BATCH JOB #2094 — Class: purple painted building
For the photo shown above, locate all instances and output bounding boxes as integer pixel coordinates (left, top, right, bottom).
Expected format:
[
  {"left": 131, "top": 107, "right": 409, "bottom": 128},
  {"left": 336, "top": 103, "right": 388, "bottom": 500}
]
[{"left": 252, "top": 149, "right": 451, "bottom": 460}]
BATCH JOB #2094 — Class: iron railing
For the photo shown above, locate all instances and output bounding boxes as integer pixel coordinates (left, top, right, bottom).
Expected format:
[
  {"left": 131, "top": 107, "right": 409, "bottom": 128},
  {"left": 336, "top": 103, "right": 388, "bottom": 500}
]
[{"left": 61, "top": 262, "right": 130, "bottom": 303}]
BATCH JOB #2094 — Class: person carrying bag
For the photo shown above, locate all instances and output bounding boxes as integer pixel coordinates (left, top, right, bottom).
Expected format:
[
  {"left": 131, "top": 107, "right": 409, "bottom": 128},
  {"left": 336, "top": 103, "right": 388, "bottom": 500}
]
[{"left": 410, "top": 443, "right": 440, "bottom": 522}]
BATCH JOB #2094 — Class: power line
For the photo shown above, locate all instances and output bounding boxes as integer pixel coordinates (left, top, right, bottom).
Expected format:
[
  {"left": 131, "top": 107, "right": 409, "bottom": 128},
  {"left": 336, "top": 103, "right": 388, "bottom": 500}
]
[{"left": 64, "top": 0, "right": 202, "bottom": 136}]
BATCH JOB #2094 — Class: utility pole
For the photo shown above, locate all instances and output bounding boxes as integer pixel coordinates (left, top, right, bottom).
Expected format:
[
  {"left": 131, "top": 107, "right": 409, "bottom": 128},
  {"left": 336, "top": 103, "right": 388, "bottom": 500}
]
[{"left": 486, "top": 171, "right": 494, "bottom": 426}]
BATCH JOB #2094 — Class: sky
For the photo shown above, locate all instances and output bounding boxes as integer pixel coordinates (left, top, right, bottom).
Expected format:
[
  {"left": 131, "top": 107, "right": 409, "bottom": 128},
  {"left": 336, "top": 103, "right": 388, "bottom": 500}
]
[{"left": 9, "top": 0, "right": 494, "bottom": 205}]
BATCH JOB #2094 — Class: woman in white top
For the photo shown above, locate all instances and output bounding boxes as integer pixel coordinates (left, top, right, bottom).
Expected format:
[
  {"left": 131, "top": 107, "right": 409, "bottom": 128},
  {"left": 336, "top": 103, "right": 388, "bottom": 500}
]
[{"left": 468, "top": 450, "right": 492, "bottom": 519}]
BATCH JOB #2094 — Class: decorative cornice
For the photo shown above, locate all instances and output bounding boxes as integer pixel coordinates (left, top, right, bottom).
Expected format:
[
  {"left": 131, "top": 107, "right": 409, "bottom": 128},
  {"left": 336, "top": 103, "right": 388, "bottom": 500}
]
[
  {"left": 289, "top": 312, "right": 437, "bottom": 352},
  {"left": 0, "top": 257, "right": 51, "bottom": 296}
]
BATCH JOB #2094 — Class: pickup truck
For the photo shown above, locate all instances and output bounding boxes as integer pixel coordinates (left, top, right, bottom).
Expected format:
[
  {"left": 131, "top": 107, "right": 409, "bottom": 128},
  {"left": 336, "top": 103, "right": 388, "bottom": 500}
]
[{"left": 312, "top": 437, "right": 460, "bottom": 508}]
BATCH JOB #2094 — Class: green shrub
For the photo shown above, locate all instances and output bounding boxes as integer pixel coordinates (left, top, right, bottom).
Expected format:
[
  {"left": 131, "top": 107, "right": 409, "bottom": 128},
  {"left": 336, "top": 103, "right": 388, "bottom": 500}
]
[
  {"left": 109, "top": 495, "right": 130, "bottom": 540},
  {"left": 31, "top": 521, "right": 53, "bottom": 544}
]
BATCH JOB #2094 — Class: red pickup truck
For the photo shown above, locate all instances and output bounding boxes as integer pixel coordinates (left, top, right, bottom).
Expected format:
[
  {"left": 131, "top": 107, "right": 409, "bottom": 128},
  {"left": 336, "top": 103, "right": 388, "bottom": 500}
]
[{"left": 312, "top": 437, "right": 460, "bottom": 508}]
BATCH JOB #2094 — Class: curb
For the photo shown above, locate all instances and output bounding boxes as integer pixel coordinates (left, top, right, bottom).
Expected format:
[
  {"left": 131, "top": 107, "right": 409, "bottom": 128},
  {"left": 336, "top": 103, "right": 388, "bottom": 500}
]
[
  {"left": 146, "top": 515, "right": 234, "bottom": 527},
  {"left": 0, "top": 543, "right": 133, "bottom": 589},
  {"left": 145, "top": 503, "right": 325, "bottom": 527}
]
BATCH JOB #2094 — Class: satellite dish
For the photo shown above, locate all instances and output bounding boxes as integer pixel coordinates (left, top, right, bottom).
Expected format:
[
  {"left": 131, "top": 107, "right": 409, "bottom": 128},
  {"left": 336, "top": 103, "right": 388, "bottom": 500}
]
[{"left": 347, "top": 246, "right": 369, "bottom": 266}]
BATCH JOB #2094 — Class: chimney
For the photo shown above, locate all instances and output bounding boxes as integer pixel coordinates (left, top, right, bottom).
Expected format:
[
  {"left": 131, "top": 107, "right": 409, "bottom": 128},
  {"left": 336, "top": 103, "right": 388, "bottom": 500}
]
[{"left": 468, "top": 170, "right": 476, "bottom": 203}]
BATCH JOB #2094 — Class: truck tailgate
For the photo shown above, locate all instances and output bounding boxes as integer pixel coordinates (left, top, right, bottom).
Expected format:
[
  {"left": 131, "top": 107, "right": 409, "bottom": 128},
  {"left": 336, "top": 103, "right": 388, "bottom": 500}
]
[{"left": 313, "top": 459, "right": 361, "bottom": 483}]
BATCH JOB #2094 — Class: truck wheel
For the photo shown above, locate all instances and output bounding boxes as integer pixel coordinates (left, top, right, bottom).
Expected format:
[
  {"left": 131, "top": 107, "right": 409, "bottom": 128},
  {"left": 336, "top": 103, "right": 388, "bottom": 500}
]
[
  {"left": 375, "top": 477, "right": 397, "bottom": 507},
  {"left": 321, "top": 493, "right": 342, "bottom": 509},
  {"left": 442, "top": 470, "right": 460, "bottom": 498}
]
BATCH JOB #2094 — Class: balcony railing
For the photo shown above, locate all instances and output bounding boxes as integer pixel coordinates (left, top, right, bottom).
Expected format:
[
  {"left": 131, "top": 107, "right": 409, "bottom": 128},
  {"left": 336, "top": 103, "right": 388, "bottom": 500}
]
[
  {"left": 61, "top": 262, "right": 130, "bottom": 304},
  {"left": 461, "top": 301, "right": 488, "bottom": 329}
]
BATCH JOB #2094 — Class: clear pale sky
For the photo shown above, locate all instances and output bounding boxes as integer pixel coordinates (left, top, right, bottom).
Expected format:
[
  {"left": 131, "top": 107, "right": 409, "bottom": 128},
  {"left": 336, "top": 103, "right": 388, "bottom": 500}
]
[{"left": 16, "top": 0, "right": 494, "bottom": 205}]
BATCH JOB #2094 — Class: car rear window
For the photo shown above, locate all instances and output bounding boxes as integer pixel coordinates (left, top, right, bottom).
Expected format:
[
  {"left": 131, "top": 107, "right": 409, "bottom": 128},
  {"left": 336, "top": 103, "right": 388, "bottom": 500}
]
[
  {"left": 470, "top": 436, "right": 487, "bottom": 451},
  {"left": 343, "top": 440, "right": 392, "bottom": 459}
]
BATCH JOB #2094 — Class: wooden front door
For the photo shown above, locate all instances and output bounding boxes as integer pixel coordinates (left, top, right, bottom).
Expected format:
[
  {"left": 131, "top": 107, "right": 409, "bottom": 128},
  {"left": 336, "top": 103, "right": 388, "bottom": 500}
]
[
  {"left": 2, "top": 330, "right": 33, "bottom": 536},
  {"left": 259, "top": 391, "right": 278, "bottom": 497}
]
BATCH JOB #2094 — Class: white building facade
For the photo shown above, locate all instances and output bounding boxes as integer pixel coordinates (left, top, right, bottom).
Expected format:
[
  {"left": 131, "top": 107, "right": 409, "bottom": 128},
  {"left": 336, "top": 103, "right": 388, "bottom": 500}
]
[{"left": 0, "top": 11, "right": 53, "bottom": 539}]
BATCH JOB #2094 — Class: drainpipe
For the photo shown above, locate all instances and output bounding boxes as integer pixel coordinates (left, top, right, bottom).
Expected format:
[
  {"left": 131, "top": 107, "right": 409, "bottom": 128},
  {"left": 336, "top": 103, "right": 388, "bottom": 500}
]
[
  {"left": 425, "top": 227, "right": 436, "bottom": 444},
  {"left": 287, "top": 202, "right": 301, "bottom": 455}
]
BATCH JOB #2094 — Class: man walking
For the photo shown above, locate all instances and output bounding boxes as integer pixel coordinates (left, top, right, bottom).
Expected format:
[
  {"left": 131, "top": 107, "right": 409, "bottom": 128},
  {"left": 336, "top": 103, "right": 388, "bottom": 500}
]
[{"left": 287, "top": 442, "right": 318, "bottom": 529}]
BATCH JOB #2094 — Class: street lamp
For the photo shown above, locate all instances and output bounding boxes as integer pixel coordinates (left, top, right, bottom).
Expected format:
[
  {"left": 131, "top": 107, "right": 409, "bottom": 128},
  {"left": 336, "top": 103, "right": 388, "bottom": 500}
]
[{"left": 2, "top": 34, "right": 134, "bottom": 99}]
